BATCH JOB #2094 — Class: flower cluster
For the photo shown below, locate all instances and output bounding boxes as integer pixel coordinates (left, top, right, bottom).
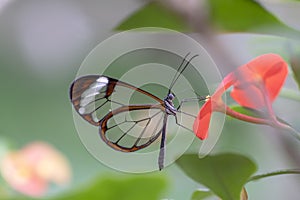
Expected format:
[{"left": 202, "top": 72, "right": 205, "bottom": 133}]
[{"left": 193, "top": 53, "right": 288, "bottom": 140}]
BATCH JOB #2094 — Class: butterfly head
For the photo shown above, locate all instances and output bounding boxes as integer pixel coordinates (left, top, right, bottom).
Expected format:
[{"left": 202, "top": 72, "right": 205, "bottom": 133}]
[{"left": 167, "top": 93, "right": 175, "bottom": 101}]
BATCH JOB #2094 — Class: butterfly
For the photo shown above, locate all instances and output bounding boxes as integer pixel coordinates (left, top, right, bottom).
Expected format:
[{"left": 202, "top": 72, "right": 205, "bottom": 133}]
[{"left": 69, "top": 53, "right": 206, "bottom": 170}]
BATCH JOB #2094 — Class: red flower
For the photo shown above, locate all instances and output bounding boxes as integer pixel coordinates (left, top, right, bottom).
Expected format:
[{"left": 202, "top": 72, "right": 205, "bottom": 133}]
[{"left": 193, "top": 54, "right": 288, "bottom": 140}]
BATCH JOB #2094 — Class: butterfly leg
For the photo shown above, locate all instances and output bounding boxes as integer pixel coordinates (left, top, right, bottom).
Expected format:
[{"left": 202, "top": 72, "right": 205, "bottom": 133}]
[
  {"left": 174, "top": 96, "right": 207, "bottom": 133},
  {"left": 176, "top": 96, "right": 207, "bottom": 111},
  {"left": 158, "top": 115, "right": 168, "bottom": 170},
  {"left": 174, "top": 114, "right": 193, "bottom": 132}
]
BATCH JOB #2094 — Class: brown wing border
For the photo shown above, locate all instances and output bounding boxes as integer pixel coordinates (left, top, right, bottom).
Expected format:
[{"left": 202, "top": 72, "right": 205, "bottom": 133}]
[{"left": 69, "top": 75, "right": 164, "bottom": 126}]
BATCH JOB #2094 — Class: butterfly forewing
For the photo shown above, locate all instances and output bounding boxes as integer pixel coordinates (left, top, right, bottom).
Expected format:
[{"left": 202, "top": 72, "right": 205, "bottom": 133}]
[
  {"left": 70, "top": 75, "right": 113, "bottom": 126},
  {"left": 70, "top": 75, "right": 164, "bottom": 126}
]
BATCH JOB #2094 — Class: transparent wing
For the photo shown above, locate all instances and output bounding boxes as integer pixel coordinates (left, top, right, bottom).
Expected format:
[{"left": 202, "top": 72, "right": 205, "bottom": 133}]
[
  {"left": 175, "top": 97, "right": 206, "bottom": 132},
  {"left": 99, "top": 105, "right": 166, "bottom": 152},
  {"left": 69, "top": 75, "right": 164, "bottom": 126}
]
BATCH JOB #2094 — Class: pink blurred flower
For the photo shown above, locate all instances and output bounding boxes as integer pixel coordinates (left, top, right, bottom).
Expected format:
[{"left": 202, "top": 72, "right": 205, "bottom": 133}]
[{"left": 0, "top": 142, "right": 71, "bottom": 197}]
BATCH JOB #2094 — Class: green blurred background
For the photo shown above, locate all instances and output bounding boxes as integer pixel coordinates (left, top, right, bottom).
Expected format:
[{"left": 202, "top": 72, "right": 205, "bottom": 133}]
[{"left": 1, "top": 0, "right": 300, "bottom": 199}]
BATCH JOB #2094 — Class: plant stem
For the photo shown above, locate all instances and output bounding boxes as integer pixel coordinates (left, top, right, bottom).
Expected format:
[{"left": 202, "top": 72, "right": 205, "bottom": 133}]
[
  {"left": 249, "top": 169, "right": 300, "bottom": 182},
  {"left": 259, "top": 84, "right": 278, "bottom": 124},
  {"left": 224, "top": 105, "right": 300, "bottom": 141},
  {"left": 224, "top": 106, "right": 272, "bottom": 125}
]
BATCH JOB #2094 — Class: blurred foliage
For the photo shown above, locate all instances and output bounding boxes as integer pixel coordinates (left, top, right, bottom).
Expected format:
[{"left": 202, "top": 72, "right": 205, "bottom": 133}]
[
  {"left": 191, "top": 189, "right": 213, "bottom": 200},
  {"left": 1, "top": 0, "right": 300, "bottom": 199},
  {"left": 0, "top": 138, "right": 10, "bottom": 161},
  {"left": 290, "top": 52, "right": 300, "bottom": 89},
  {"left": 116, "top": 2, "right": 189, "bottom": 31},
  {"left": 53, "top": 174, "right": 168, "bottom": 200},
  {"left": 208, "top": 0, "right": 298, "bottom": 36},
  {"left": 176, "top": 153, "right": 256, "bottom": 200},
  {"left": 116, "top": 0, "right": 300, "bottom": 39},
  {"left": 7, "top": 174, "right": 168, "bottom": 200}
]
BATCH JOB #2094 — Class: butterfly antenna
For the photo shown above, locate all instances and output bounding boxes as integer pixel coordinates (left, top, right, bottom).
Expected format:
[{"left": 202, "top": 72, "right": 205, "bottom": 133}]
[
  {"left": 168, "top": 52, "right": 191, "bottom": 94},
  {"left": 168, "top": 54, "right": 199, "bottom": 93},
  {"left": 167, "top": 53, "right": 191, "bottom": 94}
]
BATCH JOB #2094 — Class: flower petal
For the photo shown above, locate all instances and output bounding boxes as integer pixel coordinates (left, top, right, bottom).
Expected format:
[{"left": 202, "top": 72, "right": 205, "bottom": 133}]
[
  {"left": 262, "top": 60, "right": 288, "bottom": 102},
  {"left": 0, "top": 152, "right": 47, "bottom": 197},
  {"left": 193, "top": 100, "right": 212, "bottom": 140},
  {"left": 193, "top": 72, "right": 235, "bottom": 140},
  {"left": 231, "top": 83, "right": 265, "bottom": 108},
  {"left": 214, "top": 72, "right": 236, "bottom": 99},
  {"left": 21, "top": 142, "right": 71, "bottom": 185},
  {"left": 0, "top": 142, "right": 71, "bottom": 198},
  {"left": 231, "top": 54, "right": 288, "bottom": 109}
]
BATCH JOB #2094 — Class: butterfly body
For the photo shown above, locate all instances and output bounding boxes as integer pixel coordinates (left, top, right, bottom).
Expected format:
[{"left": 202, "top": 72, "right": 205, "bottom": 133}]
[{"left": 164, "top": 93, "right": 177, "bottom": 116}]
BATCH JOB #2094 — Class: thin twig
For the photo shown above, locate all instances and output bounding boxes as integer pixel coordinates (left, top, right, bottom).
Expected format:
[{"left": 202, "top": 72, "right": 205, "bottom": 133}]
[{"left": 249, "top": 169, "right": 300, "bottom": 182}]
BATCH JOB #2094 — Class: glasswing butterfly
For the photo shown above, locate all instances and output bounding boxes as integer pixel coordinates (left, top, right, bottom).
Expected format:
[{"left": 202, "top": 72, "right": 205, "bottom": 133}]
[{"left": 69, "top": 53, "right": 205, "bottom": 170}]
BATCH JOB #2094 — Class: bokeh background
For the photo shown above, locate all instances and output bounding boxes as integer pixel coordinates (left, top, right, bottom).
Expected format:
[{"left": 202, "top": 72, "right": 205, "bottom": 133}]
[{"left": 1, "top": 0, "right": 300, "bottom": 199}]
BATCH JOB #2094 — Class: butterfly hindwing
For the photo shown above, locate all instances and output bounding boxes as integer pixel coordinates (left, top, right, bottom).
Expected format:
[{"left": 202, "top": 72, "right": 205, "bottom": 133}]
[{"left": 99, "top": 105, "right": 166, "bottom": 152}]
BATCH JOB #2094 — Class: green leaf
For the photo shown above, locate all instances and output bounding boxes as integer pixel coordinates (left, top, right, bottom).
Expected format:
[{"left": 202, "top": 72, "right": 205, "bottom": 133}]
[
  {"left": 191, "top": 189, "right": 213, "bottom": 200},
  {"left": 209, "top": 0, "right": 299, "bottom": 36},
  {"left": 176, "top": 153, "right": 257, "bottom": 200},
  {"left": 116, "top": 2, "right": 189, "bottom": 31},
  {"left": 116, "top": 0, "right": 300, "bottom": 39},
  {"left": 53, "top": 174, "right": 168, "bottom": 200}
]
